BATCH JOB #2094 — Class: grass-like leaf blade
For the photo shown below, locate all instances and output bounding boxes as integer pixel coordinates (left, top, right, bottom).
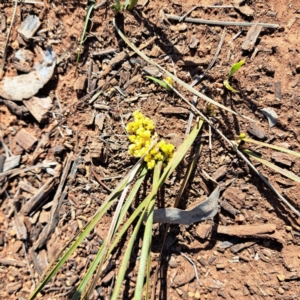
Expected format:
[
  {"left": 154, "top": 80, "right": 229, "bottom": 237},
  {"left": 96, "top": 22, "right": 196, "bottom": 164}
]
[
  {"left": 241, "top": 137, "right": 300, "bottom": 159},
  {"left": 228, "top": 59, "right": 245, "bottom": 77},
  {"left": 243, "top": 149, "right": 300, "bottom": 183},
  {"left": 147, "top": 76, "right": 172, "bottom": 91},
  {"left": 223, "top": 79, "right": 238, "bottom": 93}
]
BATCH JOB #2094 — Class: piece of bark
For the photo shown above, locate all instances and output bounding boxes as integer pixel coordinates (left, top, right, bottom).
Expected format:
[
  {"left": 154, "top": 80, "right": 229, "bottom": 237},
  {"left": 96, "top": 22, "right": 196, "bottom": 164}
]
[
  {"left": 196, "top": 224, "right": 212, "bottom": 239},
  {"left": 220, "top": 200, "right": 237, "bottom": 216},
  {"left": 8, "top": 240, "right": 22, "bottom": 254},
  {"left": 20, "top": 176, "right": 58, "bottom": 215},
  {"left": 29, "top": 248, "right": 43, "bottom": 276},
  {"left": 49, "top": 145, "right": 65, "bottom": 156},
  {"left": 242, "top": 24, "right": 262, "bottom": 51},
  {"left": 86, "top": 111, "right": 95, "bottom": 125},
  {"left": 212, "top": 165, "right": 227, "bottom": 181},
  {"left": 148, "top": 45, "right": 162, "bottom": 57},
  {"left": 0, "top": 162, "right": 55, "bottom": 180},
  {"left": 123, "top": 74, "right": 141, "bottom": 89},
  {"left": 189, "top": 35, "right": 199, "bottom": 49},
  {"left": 23, "top": 96, "right": 52, "bottom": 123},
  {"left": 37, "top": 249, "right": 49, "bottom": 272},
  {"left": 14, "top": 129, "right": 37, "bottom": 152},
  {"left": 33, "top": 153, "right": 73, "bottom": 250},
  {"left": 275, "top": 176, "right": 296, "bottom": 187},
  {"left": 0, "top": 12, "right": 6, "bottom": 31},
  {"left": 0, "top": 34, "right": 5, "bottom": 57},
  {"left": 275, "top": 82, "right": 281, "bottom": 101},
  {"left": 217, "top": 223, "right": 276, "bottom": 236},
  {"left": 93, "top": 104, "right": 110, "bottom": 110},
  {"left": 232, "top": 0, "right": 254, "bottom": 16},
  {"left": 247, "top": 122, "right": 265, "bottom": 139},
  {"left": 109, "top": 51, "right": 128, "bottom": 67},
  {"left": 12, "top": 214, "right": 27, "bottom": 240},
  {"left": 222, "top": 187, "right": 246, "bottom": 209},
  {"left": 6, "top": 282, "right": 22, "bottom": 294},
  {"left": 102, "top": 270, "right": 115, "bottom": 285},
  {"left": 74, "top": 75, "right": 87, "bottom": 91},
  {"left": 0, "top": 155, "right": 5, "bottom": 172},
  {"left": 0, "top": 258, "right": 26, "bottom": 268},
  {"left": 3, "top": 155, "right": 21, "bottom": 172},
  {"left": 142, "top": 66, "right": 161, "bottom": 77},
  {"left": 177, "top": 59, "right": 210, "bottom": 67},
  {"left": 230, "top": 241, "right": 256, "bottom": 253},
  {"left": 160, "top": 107, "right": 190, "bottom": 115},
  {"left": 171, "top": 263, "right": 195, "bottom": 287},
  {"left": 19, "top": 181, "right": 38, "bottom": 194},
  {"left": 30, "top": 248, "right": 48, "bottom": 276},
  {"left": 91, "top": 48, "right": 117, "bottom": 57},
  {"left": 17, "top": 15, "right": 41, "bottom": 39},
  {"left": 203, "top": 278, "right": 225, "bottom": 289},
  {"left": 272, "top": 152, "right": 295, "bottom": 167},
  {"left": 39, "top": 209, "right": 50, "bottom": 224},
  {"left": 0, "top": 99, "right": 29, "bottom": 118},
  {"left": 95, "top": 113, "right": 105, "bottom": 131}
]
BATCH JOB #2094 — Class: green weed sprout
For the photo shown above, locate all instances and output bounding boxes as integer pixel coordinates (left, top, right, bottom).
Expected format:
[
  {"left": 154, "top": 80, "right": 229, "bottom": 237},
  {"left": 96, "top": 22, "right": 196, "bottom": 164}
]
[
  {"left": 147, "top": 76, "right": 173, "bottom": 91},
  {"left": 223, "top": 60, "right": 245, "bottom": 93},
  {"left": 126, "top": 110, "right": 174, "bottom": 169},
  {"left": 112, "top": 0, "right": 138, "bottom": 14}
]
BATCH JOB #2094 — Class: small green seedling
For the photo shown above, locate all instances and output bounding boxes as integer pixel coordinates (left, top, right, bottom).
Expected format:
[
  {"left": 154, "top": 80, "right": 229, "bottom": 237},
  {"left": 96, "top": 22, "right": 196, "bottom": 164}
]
[
  {"left": 223, "top": 59, "right": 245, "bottom": 93},
  {"left": 112, "top": 0, "right": 138, "bottom": 14},
  {"left": 75, "top": 0, "right": 95, "bottom": 76},
  {"left": 147, "top": 76, "right": 173, "bottom": 91}
]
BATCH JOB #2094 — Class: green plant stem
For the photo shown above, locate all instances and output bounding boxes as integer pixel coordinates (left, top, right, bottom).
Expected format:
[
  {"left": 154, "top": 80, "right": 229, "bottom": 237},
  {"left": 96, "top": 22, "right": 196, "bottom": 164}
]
[
  {"left": 111, "top": 206, "right": 148, "bottom": 300},
  {"left": 75, "top": 0, "right": 95, "bottom": 75},
  {"left": 135, "top": 162, "right": 162, "bottom": 299},
  {"left": 85, "top": 160, "right": 142, "bottom": 298},
  {"left": 29, "top": 157, "right": 143, "bottom": 300},
  {"left": 73, "top": 165, "right": 147, "bottom": 300}
]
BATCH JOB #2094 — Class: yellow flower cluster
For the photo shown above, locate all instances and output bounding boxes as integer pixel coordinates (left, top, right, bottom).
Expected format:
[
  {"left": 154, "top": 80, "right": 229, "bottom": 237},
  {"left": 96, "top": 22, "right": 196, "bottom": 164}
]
[{"left": 126, "top": 110, "right": 175, "bottom": 169}]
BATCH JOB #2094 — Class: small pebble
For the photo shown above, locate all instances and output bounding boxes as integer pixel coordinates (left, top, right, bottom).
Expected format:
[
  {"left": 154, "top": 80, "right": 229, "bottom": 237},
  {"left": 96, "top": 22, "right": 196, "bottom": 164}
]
[
  {"left": 188, "top": 291, "right": 194, "bottom": 297},
  {"left": 194, "top": 290, "right": 201, "bottom": 299},
  {"left": 168, "top": 256, "right": 179, "bottom": 268},
  {"left": 178, "top": 23, "right": 187, "bottom": 32},
  {"left": 261, "top": 249, "right": 272, "bottom": 257},
  {"left": 235, "top": 214, "right": 245, "bottom": 223},
  {"left": 286, "top": 226, "right": 292, "bottom": 232},
  {"left": 176, "top": 288, "right": 183, "bottom": 296},
  {"left": 277, "top": 274, "right": 285, "bottom": 282},
  {"left": 216, "top": 263, "right": 225, "bottom": 270},
  {"left": 278, "top": 287, "right": 285, "bottom": 294},
  {"left": 10, "top": 229, "right": 16, "bottom": 237}
]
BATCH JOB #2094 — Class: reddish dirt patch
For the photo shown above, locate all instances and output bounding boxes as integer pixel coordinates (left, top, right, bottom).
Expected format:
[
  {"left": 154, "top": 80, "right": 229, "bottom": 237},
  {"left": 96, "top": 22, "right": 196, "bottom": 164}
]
[{"left": 0, "top": 0, "right": 300, "bottom": 299}]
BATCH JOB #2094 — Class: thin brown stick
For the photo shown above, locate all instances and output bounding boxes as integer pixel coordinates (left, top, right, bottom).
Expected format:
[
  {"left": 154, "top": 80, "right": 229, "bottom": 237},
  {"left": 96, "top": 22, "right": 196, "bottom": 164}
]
[
  {"left": 91, "top": 165, "right": 112, "bottom": 192},
  {"left": 33, "top": 152, "right": 74, "bottom": 250},
  {"left": 0, "top": 0, "right": 18, "bottom": 78},
  {"left": 166, "top": 14, "right": 279, "bottom": 28}
]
